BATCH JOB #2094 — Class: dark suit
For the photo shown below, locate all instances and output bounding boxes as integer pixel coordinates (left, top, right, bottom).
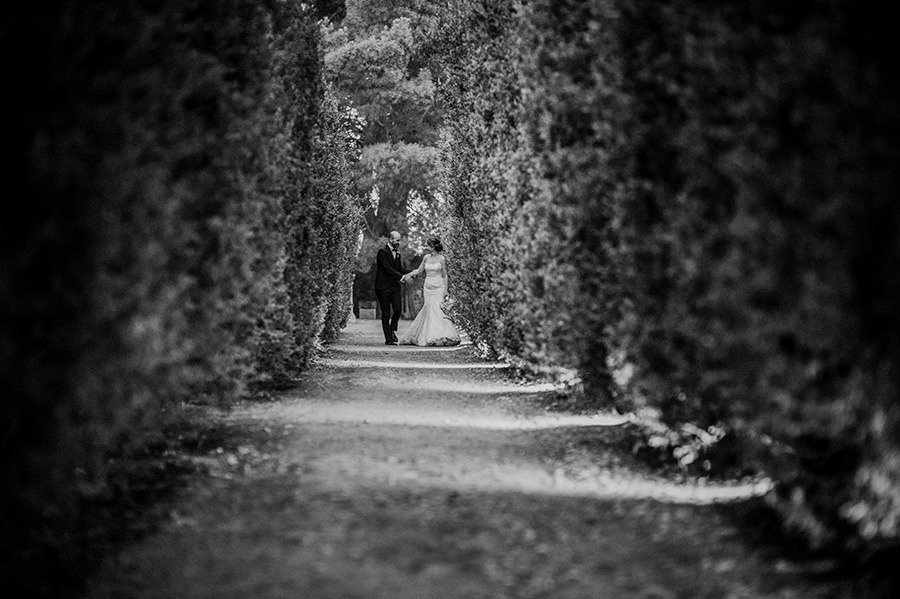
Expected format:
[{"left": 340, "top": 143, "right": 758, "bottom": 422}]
[{"left": 374, "top": 245, "right": 410, "bottom": 343}]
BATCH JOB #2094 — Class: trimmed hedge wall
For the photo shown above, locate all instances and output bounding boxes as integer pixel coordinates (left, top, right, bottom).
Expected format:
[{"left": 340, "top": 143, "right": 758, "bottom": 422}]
[
  {"left": 437, "top": 0, "right": 900, "bottom": 556},
  {"left": 1, "top": 1, "right": 358, "bottom": 594},
  {"left": 436, "top": 0, "right": 591, "bottom": 384}
]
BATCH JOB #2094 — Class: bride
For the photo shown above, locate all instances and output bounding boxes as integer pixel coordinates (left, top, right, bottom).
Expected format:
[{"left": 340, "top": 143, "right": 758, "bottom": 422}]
[{"left": 399, "top": 236, "right": 460, "bottom": 346}]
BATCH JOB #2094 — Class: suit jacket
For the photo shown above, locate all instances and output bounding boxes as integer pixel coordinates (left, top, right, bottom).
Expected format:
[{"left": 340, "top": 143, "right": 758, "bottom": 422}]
[{"left": 374, "top": 245, "right": 410, "bottom": 291}]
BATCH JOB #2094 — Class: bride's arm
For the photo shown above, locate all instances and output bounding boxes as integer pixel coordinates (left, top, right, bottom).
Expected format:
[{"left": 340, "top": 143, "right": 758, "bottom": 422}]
[
  {"left": 402, "top": 256, "right": 427, "bottom": 282},
  {"left": 441, "top": 256, "right": 449, "bottom": 298}
]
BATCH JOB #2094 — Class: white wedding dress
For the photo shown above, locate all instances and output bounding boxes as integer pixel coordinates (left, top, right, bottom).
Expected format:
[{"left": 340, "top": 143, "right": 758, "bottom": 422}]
[{"left": 400, "top": 258, "right": 460, "bottom": 347}]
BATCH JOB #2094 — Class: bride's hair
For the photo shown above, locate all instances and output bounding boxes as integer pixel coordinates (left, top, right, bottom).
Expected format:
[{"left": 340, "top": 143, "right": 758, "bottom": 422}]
[{"left": 427, "top": 237, "right": 443, "bottom": 252}]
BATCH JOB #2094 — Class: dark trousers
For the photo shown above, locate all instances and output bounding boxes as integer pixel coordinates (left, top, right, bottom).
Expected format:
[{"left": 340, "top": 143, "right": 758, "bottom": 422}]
[{"left": 375, "top": 287, "right": 402, "bottom": 342}]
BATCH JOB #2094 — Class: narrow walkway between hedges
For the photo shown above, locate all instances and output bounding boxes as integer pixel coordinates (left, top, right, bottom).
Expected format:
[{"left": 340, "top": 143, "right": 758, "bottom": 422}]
[{"left": 82, "top": 319, "right": 846, "bottom": 599}]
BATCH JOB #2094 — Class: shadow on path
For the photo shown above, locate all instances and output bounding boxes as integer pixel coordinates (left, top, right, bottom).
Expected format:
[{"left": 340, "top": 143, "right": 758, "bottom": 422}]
[{"left": 81, "top": 319, "right": 860, "bottom": 599}]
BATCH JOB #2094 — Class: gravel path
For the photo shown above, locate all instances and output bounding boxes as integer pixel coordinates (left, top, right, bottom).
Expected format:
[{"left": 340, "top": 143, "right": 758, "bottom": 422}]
[{"left": 81, "top": 319, "right": 852, "bottom": 599}]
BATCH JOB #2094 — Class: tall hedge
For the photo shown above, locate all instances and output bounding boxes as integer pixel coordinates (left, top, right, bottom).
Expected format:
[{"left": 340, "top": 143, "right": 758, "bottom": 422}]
[
  {"left": 436, "top": 0, "right": 592, "bottom": 383},
  {"left": 269, "top": 10, "right": 362, "bottom": 367},
  {"left": 606, "top": 0, "right": 900, "bottom": 554},
  {"left": 1, "top": 1, "right": 357, "bottom": 594},
  {"left": 437, "top": 0, "right": 900, "bottom": 556}
]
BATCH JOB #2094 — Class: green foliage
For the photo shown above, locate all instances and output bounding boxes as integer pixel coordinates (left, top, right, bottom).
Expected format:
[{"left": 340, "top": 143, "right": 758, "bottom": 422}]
[
  {"left": 354, "top": 141, "right": 440, "bottom": 234},
  {"left": 604, "top": 0, "right": 900, "bottom": 553},
  {"left": 323, "top": 2, "right": 446, "bottom": 266},
  {"left": 270, "top": 12, "right": 362, "bottom": 367},
  {"left": 344, "top": 0, "right": 450, "bottom": 47},
  {"left": 436, "top": 0, "right": 900, "bottom": 556},
  {"left": 324, "top": 16, "right": 437, "bottom": 147},
  {"left": 314, "top": 0, "right": 347, "bottom": 22},
  {"left": 437, "top": 0, "right": 600, "bottom": 382},
  {"left": 1, "top": 0, "right": 358, "bottom": 593},
  {"left": 311, "top": 89, "right": 364, "bottom": 344},
  {"left": 407, "top": 188, "right": 449, "bottom": 253}
]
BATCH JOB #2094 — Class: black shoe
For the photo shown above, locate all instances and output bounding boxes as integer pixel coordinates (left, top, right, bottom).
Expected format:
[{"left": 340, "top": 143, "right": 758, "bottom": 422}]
[
  {"left": 385, "top": 341, "right": 398, "bottom": 345},
  {"left": 391, "top": 332, "right": 399, "bottom": 342}
]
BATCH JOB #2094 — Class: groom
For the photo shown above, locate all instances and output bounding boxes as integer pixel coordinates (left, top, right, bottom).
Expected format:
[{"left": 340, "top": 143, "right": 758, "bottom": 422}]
[{"left": 374, "top": 231, "right": 411, "bottom": 345}]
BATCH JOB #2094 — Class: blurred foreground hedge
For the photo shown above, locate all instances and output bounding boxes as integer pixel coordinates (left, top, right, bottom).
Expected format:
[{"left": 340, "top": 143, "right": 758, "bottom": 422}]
[
  {"left": 437, "top": 0, "right": 900, "bottom": 559},
  {"left": 0, "top": 1, "right": 358, "bottom": 594}
]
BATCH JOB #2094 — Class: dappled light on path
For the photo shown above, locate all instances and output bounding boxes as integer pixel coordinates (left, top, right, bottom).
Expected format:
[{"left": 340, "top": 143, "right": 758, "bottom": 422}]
[
  {"left": 328, "top": 455, "right": 775, "bottom": 506},
  {"left": 82, "top": 319, "right": 829, "bottom": 599},
  {"left": 272, "top": 321, "right": 777, "bottom": 507},
  {"left": 319, "top": 357, "right": 510, "bottom": 370},
  {"left": 262, "top": 401, "right": 627, "bottom": 430},
  {"left": 325, "top": 342, "right": 473, "bottom": 353},
  {"left": 362, "top": 379, "right": 559, "bottom": 394},
  {"left": 247, "top": 398, "right": 772, "bottom": 506}
]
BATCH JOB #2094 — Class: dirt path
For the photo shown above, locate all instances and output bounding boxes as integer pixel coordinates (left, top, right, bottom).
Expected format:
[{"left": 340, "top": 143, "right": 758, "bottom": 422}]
[{"left": 81, "top": 319, "right": 852, "bottom": 599}]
